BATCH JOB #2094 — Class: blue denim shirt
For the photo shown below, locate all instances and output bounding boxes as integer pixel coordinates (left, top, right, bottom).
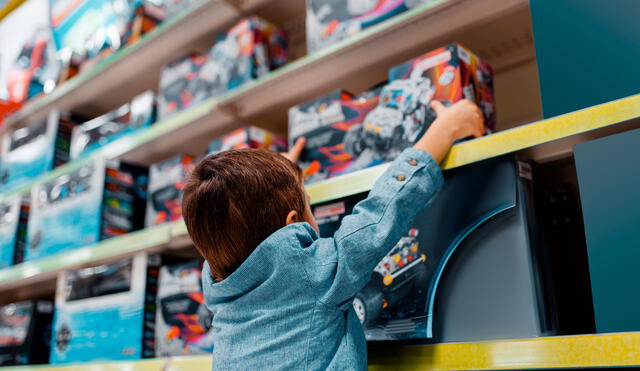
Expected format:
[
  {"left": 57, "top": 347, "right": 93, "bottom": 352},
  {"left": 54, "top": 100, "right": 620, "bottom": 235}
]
[{"left": 202, "top": 148, "right": 443, "bottom": 370}]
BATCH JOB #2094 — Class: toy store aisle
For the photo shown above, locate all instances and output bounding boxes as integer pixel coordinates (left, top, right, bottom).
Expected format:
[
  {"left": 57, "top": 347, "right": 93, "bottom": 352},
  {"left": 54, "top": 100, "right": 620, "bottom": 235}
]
[{"left": 0, "top": 0, "right": 639, "bottom": 370}]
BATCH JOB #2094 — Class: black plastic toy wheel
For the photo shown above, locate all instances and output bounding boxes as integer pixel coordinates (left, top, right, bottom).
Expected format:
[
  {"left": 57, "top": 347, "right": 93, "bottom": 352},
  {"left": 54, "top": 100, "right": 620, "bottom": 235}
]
[
  {"left": 353, "top": 284, "right": 384, "bottom": 328},
  {"left": 344, "top": 124, "right": 365, "bottom": 157}
]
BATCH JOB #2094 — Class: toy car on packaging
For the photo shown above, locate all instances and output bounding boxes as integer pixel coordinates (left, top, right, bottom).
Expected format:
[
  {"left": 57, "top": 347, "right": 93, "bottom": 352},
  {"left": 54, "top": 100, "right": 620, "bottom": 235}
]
[
  {"left": 156, "top": 259, "right": 214, "bottom": 357},
  {"left": 0, "top": 110, "right": 76, "bottom": 190},
  {"left": 50, "top": 254, "right": 160, "bottom": 363},
  {"left": 145, "top": 155, "right": 195, "bottom": 227},
  {"left": 193, "top": 16, "right": 287, "bottom": 102},
  {"left": 306, "top": 0, "right": 437, "bottom": 53},
  {"left": 0, "top": 196, "right": 29, "bottom": 268},
  {"left": 289, "top": 89, "right": 380, "bottom": 183},
  {"left": 0, "top": 301, "right": 53, "bottom": 366},
  {"left": 209, "top": 126, "right": 287, "bottom": 153},
  {"left": 6, "top": 30, "right": 60, "bottom": 103},
  {"left": 70, "top": 91, "right": 155, "bottom": 160},
  {"left": 157, "top": 53, "right": 209, "bottom": 119},
  {"left": 26, "top": 158, "right": 147, "bottom": 262}
]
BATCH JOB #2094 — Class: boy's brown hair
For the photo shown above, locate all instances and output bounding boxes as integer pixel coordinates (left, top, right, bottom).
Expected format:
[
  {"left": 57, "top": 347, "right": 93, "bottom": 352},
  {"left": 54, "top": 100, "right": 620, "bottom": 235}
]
[{"left": 182, "top": 148, "right": 307, "bottom": 281}]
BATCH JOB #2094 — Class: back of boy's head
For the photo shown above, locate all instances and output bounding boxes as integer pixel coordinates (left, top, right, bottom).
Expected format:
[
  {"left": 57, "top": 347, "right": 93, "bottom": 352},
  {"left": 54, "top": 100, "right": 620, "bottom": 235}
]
[{"left": 182, "top": 148, "right": 306, "bottom": 281}]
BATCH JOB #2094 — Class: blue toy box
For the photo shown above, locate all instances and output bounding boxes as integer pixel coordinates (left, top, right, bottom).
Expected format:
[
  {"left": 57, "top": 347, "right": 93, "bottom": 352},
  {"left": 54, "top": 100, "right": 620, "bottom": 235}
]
[
  {"left": 0, "top": 196, "right": 29, "bottom": 268},
  {"left": 26, "top": 158, "right": 148, "bottom": 262},
  {"left": 50, "top": 254, "right": 160, "bottom": 363},
  {"left": 70, "top": 91, "right": 155, "bottom": 160},
  {"left": 0, "top": 110, "right": 74, "bottom": 190}
]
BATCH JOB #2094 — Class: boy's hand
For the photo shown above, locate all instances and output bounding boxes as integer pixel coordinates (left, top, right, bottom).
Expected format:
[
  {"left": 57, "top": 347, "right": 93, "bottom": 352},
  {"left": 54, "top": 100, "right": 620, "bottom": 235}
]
[
  {"left": 282, "top": 137, "right": 306, "bottom": 163},
  {"left": 413, "top": 99, "right": 485, "bottom": 163}
]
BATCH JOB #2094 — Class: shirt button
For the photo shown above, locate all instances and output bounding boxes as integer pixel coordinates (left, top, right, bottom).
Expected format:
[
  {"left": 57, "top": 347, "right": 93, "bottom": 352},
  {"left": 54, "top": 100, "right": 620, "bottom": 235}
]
[
  {"left": 396, "top": 174, "right": 406, "bottom": 182},
  {"left": 408, "top": 159, "right": 418, "bottom": 166}
]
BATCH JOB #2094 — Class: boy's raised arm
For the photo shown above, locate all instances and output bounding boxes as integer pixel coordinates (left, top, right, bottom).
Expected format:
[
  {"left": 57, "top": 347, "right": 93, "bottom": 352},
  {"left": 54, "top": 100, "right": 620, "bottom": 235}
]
[{"left": 311, "top": 99, "right": 485, "bottom": 308}]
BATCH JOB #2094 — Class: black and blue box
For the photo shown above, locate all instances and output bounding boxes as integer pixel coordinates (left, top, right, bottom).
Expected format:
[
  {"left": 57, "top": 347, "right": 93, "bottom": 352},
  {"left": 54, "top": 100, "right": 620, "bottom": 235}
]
[
  {"left": 0, "top": 196, "right": 29, "bottom": 268},
  {"left": 145, "top": 154, "right": 195, "bottom": 227},
  {"left": 0, "top": 300, "right": 53, "bottom": 366}
]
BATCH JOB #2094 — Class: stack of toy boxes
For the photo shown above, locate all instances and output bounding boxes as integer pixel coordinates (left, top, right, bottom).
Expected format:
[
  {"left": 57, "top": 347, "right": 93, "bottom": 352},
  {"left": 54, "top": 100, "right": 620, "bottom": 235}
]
[
  {"left": 0, "top": 196, "right": 29, "bottom": 268},
  {"left": 50, "top": 254, "right": 160, "bottom": 363},
  {"left": 155, "top": 259, "right": 214, "bottom": 356},
  {"left": 290, "top": 43, "right": 494, "bottom": 183},
  {"left": 209, "top": 126, "right": 287, "bottom": 153},
  {"left": 145, "top": 155, "right": 195, "bottom": 227},
  {"left": 25, "top": 158, "right": 147, "bottom": 262},
  {"left": 0, "top": 110, "right": 76, "bottom": 189},
  {"left": 0, "top": 301, "right": 53, "bottom": 366},
  {"left": 306, "top": 0, "right": 438, "bottom": 53},
  {"left": 288, "top": 89, "right": 380, "bottom": 183},
  {"left": 158, "top": 16, "right": 287, "bottom": 119},
  {"left": 70, "top": 91, "right": 155, "bottom": 160}
]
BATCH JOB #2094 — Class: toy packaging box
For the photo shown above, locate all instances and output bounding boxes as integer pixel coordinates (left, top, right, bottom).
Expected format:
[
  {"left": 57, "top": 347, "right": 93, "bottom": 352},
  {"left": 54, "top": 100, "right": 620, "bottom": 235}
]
[
  {"left": 0, "top": 110, "right": 77, "bottom": 190},
  {"left": 306, "top": 0, "right": 437, "bottom": 53},
  {"left": 157, "top": 53, "right": 209, "bottom": 119},
  {"left": 158, "top": 16, "right": 286, "bottom": 119},
  {"left": 194, "top": 16, "right": 287, "bottom": 102},
  {"left": 209, "top": 126, "right": 287, "bottom": 153},
  {"left": 314, "top": 156, "right": 553, "bottom": 342},
  {"left": 122, "top": 1, "right": 165, "bottom": 47},
  {"left": 288, "top": 88, "right": 380, "bottom": 183},
  {"left": 26, "top": 158, "right": 148, "bottom": 262},
  {"left": 70, "top": 91, "right": 155, "bottom": 160},
  {"left": 0, "top": 300, "right": 53, "bottom": 366},
  {"left": 155, "top": 259, "right": 214, "bottom": 357},
  {"left": 0, "top": 196, "right": 29, "bottom": 268},
  {"left": 50, "top": 254, "right": 160, "bottom": 363},
  {"left": 145, "top": 155, "right": 195, "bottom": 227}
]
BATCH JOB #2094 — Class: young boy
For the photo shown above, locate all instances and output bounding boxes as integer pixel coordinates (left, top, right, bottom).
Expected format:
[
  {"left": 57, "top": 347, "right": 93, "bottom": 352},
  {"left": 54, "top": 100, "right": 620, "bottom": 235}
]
[{"left": 182, "top": 100, "right": 485, "bottom": 370}]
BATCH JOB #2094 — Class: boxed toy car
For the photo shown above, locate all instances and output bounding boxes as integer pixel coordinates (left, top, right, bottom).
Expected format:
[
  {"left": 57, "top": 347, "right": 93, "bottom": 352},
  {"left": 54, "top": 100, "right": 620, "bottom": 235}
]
[
  {"left": 0, "top": 110, "right": 77, "bottom": 189},
  {"left": 288, "top": 88, "right": 380, "bottom": 183},
  {"left": 193, "top": 16, "right": 287, "bottom": 102},
  {"left": 70, "top": 91, "right": 155, "bottom": 160},
  {"left": 0, "top": 300, "right": 53, "bottom": 366},
  {"left": 26, "top": 158, "right": 147, "bottom": 262},
  {"left": 157, "top": 53, "right": 209, "bottom": 119},
  {"left": 314, "top": 156, "right": 556, "bottom": 342},
  {"left": 155, "top": 259, "right": 214, "bottom": 356},
  {"left": 209, "top": 126, "right": 287, "bottom": 153},
  {"left": 50, "top": 254, "right": 160, "bottom": 363},
  {"left": 0, "top": 196, "right": 29, "bottom": 268},
  {"left": 306, "top": 0, "right": 437, "bottom": 53},
  {"left": 145, "top": 155, "right": 195, "bottom": 227}
]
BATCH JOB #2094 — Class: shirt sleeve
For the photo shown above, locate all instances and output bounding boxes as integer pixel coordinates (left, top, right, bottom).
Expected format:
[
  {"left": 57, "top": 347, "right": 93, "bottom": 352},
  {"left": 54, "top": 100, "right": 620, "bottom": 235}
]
[{"left": 303, "top": 148, "right": 444, "bottom": 308}]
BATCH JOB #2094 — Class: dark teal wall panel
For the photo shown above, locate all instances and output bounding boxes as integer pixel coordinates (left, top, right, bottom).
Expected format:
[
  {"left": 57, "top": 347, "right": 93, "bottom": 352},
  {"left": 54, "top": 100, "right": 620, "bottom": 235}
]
[
  {"left": 574, "top": 128, "right": 640, "bottom": 333},
  {"left": 530, "top": 0, "right": 640, "bottom": 118}
]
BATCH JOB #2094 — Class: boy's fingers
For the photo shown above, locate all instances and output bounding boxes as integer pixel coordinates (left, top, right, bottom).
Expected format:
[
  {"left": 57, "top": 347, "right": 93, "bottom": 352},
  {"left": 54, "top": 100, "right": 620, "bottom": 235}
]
[
  {"left": 430, "top": 100, "right": 446, "bottom": 115},
  {"left": 285, "top": 137, "right": 306, "bottom": 162}
]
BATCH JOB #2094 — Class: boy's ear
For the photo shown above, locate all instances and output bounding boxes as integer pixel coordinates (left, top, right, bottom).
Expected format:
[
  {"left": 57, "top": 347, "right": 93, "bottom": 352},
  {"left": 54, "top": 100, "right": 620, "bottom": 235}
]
[{"left": 285, "top": 210, "right": 299, "bottom": 226}]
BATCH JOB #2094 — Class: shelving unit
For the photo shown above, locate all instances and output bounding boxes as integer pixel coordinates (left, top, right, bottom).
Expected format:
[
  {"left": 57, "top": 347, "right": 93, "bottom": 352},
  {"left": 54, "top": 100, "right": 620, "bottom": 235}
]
[
  {"left": 4, "top": 332, "right": 640, "bottom": 370},
  {"left": 1, "top": 0, "right": 639, "bottom": 369}
]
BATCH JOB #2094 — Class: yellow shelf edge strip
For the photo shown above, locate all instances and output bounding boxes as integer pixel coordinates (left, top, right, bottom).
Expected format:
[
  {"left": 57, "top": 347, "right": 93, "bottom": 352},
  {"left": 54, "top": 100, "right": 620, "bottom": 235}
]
[
  {"left": 6, "top": 332, "right": 639, "bottom": 370},
  {"left": 0, "top": 0, "right": 26, "bottom": 21}
]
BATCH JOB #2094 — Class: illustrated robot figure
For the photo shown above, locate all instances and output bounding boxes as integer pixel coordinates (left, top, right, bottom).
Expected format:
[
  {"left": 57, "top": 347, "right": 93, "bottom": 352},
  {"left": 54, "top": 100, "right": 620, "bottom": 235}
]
[
  {"left": 352, "top": 228, "right": 428, "bottom": 327},
  {"left": 344, "top": 75, "right": 437, "bottom": 162}
]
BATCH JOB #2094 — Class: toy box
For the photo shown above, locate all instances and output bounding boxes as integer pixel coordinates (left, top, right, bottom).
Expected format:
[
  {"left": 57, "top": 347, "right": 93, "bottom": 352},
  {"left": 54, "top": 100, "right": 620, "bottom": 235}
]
[
  {"left": 50, "top": 254, "right": 160, "bottom": 363},
  {"left": 122, "top": 1, "right": 165, "bottom": 47},
  {"left": 314, "top": 156, "right": 556, "bottom": 342},
  {"left": 306, "top": 0, "right": 437, "bottom": 53},
  {"left": 157, "top": 53, "right": 209, "bottom": 119},
  {"left": 209, "top": 126, "right": 287, "bottom": 153},
  {"left": 193, "top": 16, "right": 287, "bottom": 102},
  {"left": 70, "top": 91, "right": 155, "bottom": 160},
  {"left": 26, "top": 158, "right": 147, "bottom": 262},
  {"left": 288, "top": 88, "right": 380, "bottom": 183},
  {"left": 155, "top": 259, "right": 214, "bottom": 356},
  {"left": 0, "top": 300, "right": 53, "bottom": 366},
  {"left": 145, "top": 155, "right": 195, "bottom": 227},
  {"left": 0, "top": 196, "right": 29, "bottom": 268}
]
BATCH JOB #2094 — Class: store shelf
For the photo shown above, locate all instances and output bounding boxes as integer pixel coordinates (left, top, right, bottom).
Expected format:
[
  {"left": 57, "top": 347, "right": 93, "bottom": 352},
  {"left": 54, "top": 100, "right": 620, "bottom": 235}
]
[
  {"left": 0, "top": 222, "right": 173, "bottom": 304},
  {"left": 4, "top": 332, "right": 640, "bottom": 370},
  {"left": 307, "top": 93, "right": 640, "bottom": 204},
  {"left": 0, "top": 0, "right": 26, "bottom": 21},
  {"left": 1, "top": 0, "right": 272, "bottom": 132}
]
